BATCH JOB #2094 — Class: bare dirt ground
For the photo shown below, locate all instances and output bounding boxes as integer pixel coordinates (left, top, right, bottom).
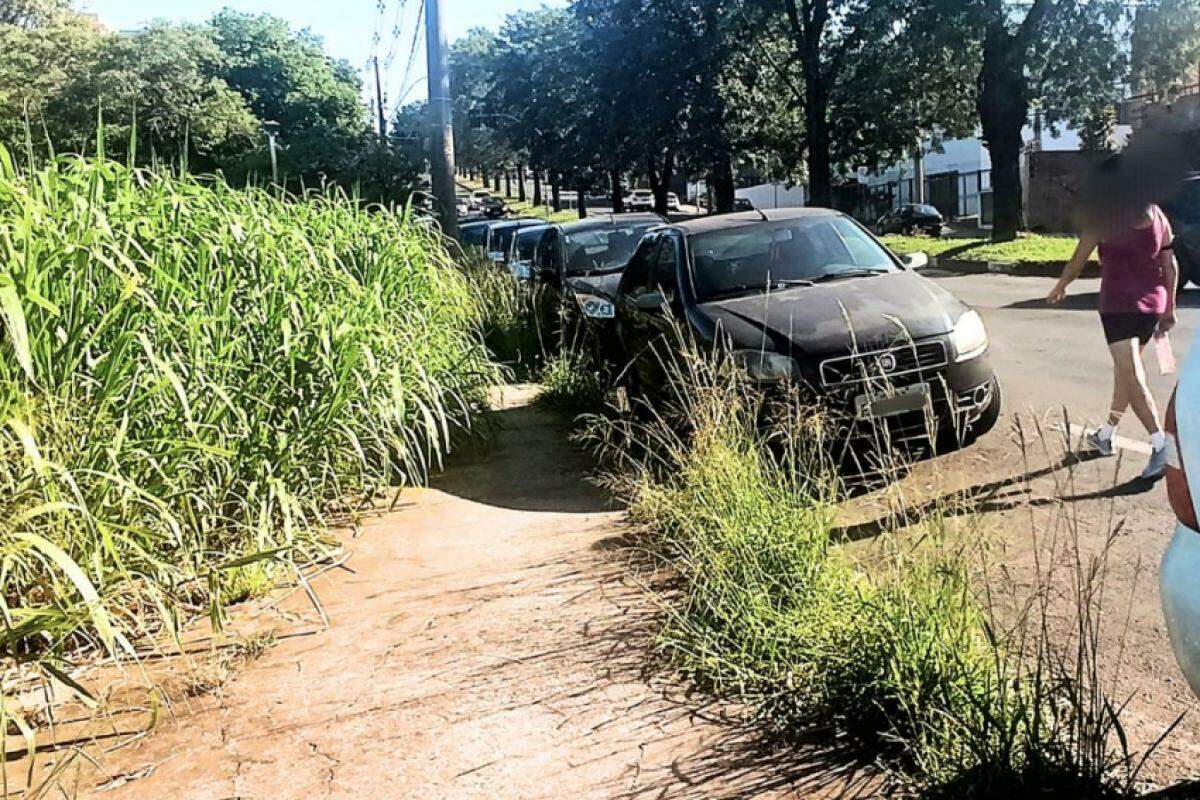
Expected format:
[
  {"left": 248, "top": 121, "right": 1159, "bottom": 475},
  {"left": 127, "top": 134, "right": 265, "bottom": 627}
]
[{"left": 49, "top": 386, "right": 873, "bottom": 800}]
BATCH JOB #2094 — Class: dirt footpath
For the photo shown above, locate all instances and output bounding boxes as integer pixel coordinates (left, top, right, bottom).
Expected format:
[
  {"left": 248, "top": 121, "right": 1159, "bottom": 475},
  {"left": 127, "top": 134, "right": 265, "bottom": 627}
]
[{"left": 74, "top": 387, "right": 860, "bottom": 800}]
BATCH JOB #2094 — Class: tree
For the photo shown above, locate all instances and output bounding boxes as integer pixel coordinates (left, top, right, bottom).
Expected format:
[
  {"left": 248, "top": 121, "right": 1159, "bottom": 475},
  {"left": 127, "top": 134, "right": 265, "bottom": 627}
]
[
  {"left": 48, "top": 23, "right": 258, "bottom": 165},
  {"left": 751, "top": 0, "right": 977, "bottom": 210},
  {"left": 0, "top": 0, "right": 68, "bottom": 28},
  {"left": 0, "top": 4, "right": 105, "bottom": 149}
]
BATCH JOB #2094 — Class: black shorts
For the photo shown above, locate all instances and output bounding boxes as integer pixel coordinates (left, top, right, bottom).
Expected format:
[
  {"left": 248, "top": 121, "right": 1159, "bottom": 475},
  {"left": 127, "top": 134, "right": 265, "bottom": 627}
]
[{"left": 1100, "top": 313, "right": 1159, "bottom": 345}]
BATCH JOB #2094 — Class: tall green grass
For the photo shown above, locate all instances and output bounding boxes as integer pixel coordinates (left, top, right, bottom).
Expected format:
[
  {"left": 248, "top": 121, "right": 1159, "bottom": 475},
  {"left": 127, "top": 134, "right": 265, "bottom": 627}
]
[
  {"left": 0, "top": 148, "right": 495, "bottom": 728},
  {"left": 583, "top": 348, "right": 1161, "bottom": 797}
]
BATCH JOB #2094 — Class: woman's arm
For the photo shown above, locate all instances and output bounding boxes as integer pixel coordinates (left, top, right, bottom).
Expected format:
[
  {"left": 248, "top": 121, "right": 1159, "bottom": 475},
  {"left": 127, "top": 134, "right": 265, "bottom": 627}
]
[{"left": 1048, "top": 233, "right": 1099, "bottom": 304}]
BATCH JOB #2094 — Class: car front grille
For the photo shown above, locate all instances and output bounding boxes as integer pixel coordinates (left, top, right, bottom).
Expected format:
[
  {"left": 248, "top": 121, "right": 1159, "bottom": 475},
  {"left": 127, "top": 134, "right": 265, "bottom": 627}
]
[{"left": 819, "top": 341, "right": 948, "bottom": 387}]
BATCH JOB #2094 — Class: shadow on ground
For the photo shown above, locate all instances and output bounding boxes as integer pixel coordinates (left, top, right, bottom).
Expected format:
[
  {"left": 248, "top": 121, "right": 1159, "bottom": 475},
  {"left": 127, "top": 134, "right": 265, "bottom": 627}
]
[
  {"left": 432, "top": 401, "right": 616, "bottom": 514},
  {"left": 1005, "top": 290, "right": 1200, "bottom": 311}
]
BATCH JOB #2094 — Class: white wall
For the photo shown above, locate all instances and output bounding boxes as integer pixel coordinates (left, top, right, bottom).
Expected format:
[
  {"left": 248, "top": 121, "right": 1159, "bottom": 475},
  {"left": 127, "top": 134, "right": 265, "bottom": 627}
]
[{"left": 736, "top": 182, "right": 807, "bottom": 209}]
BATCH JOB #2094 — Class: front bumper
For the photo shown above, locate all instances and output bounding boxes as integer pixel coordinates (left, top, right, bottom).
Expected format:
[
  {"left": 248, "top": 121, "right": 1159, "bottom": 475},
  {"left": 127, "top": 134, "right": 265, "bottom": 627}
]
[{"left": 1163, "top": 524, "right": 1200, "bottom": 699}]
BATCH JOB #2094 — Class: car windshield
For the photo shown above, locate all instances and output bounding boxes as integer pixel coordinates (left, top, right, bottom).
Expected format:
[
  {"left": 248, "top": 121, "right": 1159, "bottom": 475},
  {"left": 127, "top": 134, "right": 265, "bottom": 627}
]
[
  {"left": 911, "top": 204, "right": 940, "bottom": 216},
  {"left": 513, "top": 228, "right": 546, "bottom": 261},
  {"left": 460, "top": 225, "right": 489, "bottom": 247},
  {"left": 489, "top": 224, "right": 524, "bottom": 255},
  {"left": 689, "top": 216, "right": 897, "bottom": 301},
  {"left": 563, "top": 222, "right": 659, "bottom": 275}
]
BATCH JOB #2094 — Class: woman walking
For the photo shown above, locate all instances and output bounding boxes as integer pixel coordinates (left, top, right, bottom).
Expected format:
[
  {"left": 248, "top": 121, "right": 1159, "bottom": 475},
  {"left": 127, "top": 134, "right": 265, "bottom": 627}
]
[{"left": 1048, "top": 157, "right": 1179, "bottom": 479}]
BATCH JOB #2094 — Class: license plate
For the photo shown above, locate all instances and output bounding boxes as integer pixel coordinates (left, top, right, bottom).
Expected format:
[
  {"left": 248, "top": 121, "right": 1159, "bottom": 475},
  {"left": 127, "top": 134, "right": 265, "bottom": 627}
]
[{"left": 855, "top": 383, "right": 930, "bottom": 420}]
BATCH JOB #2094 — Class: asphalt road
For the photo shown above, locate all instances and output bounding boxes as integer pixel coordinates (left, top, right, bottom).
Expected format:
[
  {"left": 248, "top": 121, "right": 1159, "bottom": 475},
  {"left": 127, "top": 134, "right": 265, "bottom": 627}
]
[{"left": 932, "top": 270, "right": 1198, "bottom": 425}]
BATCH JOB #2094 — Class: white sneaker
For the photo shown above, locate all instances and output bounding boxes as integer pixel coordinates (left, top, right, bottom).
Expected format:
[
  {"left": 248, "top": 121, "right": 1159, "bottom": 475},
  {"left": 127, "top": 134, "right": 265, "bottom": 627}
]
[
  {"left": 1142, "top": 445, "right": 1168, "bottom": 480},
  {"left": 1086, "top": 429, "right": 1115, "bottom": 457}
]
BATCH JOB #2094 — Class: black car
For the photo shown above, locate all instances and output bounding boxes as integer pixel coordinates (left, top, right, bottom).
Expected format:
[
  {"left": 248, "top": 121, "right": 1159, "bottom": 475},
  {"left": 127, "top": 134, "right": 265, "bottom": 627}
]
[
  {"left": 877, "top": 203, "right": 944, "bottom": 237},
  {"left": 459, "top": 218, "right": 541, "bottom": 260},
  {"left": 733, "top": 197, "right": 755, "bottom": 212},
  {"left": 480, "top": 196, "right": 510, "bottom": 219},
  {"left": 507, "top": 224, "right": 551, "bottom": 280},
  {"left": 1164, "top": 175, "right": 1200, "bottom": 288},
  {"left": 611, "top": 208, "right": 1000, "bottom": 450},
  {"left": 533, "top": 213, "right": 667, "bottom": 302}
]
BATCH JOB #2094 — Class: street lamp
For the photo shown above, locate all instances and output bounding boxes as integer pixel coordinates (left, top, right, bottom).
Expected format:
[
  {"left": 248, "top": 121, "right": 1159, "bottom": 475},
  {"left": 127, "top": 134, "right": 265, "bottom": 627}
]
[{"left": 263, "top": 120, "right": 281, "bottom": 187}]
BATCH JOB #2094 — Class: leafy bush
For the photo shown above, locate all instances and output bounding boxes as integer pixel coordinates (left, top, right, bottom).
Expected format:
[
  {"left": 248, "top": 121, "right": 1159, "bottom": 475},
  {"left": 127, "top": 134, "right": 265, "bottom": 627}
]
[
  {"left": 0, "top": 149, "right": 495, "bottom": 694},
  {"left": 536, "top": 347, "right": 606, "bottom": 412}
]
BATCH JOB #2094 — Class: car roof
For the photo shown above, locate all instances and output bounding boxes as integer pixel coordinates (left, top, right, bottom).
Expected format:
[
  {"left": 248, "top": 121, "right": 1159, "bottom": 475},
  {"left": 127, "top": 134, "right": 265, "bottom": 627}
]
[
  {"left": 667, "top": 207, "right": 841, "bottom": 236},
  {"left": 555, "top": 213, "right": 666, "bottom": 233}
]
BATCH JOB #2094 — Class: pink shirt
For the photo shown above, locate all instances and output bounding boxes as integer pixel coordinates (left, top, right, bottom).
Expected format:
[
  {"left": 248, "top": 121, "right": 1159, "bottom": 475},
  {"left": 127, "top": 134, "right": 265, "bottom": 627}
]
[{"left": 1098, "top": 206, "right": 1170, "bottom": 315}]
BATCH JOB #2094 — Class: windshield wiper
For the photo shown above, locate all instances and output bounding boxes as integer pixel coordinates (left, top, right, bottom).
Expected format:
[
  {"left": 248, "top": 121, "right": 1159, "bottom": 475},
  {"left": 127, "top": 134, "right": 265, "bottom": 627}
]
[
  {"left": 705, "top": 279, "right": 816, "bottom": 300},
  {"left": 809, "top": 268, "right": 890, "bottom": 283}
]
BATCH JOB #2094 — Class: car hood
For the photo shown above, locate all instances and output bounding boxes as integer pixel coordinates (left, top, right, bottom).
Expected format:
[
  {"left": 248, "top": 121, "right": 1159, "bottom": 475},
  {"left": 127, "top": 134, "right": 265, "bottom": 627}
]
[
  {"left": 565, "top": 272, "right": 623, "bottom": 298},
  {"left": 697, "top": 271, "right": 965, "bottom": 358}
]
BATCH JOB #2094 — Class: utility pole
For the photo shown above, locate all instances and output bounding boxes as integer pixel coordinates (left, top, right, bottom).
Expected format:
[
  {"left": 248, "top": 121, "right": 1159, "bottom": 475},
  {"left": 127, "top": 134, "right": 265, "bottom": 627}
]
[
  {"left": 373, "top": 56, "right": 387, "bottom": 139},
  {"left": 424, "top": 0, "right": 458, "bottom": 238}
]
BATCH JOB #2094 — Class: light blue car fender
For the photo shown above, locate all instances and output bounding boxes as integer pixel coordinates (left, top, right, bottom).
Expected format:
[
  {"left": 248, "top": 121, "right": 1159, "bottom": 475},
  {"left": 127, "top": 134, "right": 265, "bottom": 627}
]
[{"left": 1162, "top": 340, "right": 1200, "bottom": 699}]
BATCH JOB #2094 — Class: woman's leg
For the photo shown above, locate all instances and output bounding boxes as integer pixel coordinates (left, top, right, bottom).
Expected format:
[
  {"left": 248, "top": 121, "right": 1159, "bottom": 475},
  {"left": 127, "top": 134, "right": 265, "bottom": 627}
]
[{"left": 1109, "top": 338, "right": 1162, "bottom": 435}]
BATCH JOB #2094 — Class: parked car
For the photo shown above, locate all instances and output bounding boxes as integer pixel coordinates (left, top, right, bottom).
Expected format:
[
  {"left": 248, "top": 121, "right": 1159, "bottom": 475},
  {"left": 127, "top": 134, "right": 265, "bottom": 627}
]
[
  {"left": 458, "top": 217, "right": 540, "bottom": 258},
  {"left": 625, "top": 189, "right": 655, "bottom": 212},
  {"left": 611, "top": 208, "right": 1001, "bottom": 450},
  {"left": 1163, "top": 343, "right": 1200, "bottom": 700},
  {"left": 469, "top": 189, "right": 492, "bottom": 210},
  {"left": 485, "top": 219, "right": 546, "bottom": 264},
  {"left": 877, "top": 203, "right": 945, "bottom": 237},
  {"left": 733, "top": 197, "right": 755, "bottom": 212},
  {"left": 508, "top": 224, "right": 551, "bottom": 280},
  {"left": 667, "top": 192, "right": 682, "bottom": 212},
  {"left": 1163, "top": 174, "right": 1200, "bottom": 288},
  {"left": 455, "top": 196, "right": 471, "bottom": 217}
]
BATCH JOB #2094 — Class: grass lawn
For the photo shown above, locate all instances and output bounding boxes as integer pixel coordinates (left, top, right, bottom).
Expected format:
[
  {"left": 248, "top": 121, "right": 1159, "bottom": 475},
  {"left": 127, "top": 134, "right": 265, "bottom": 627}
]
[{"left": 881, "top": 234, "right": 1082, "bottom": 264}]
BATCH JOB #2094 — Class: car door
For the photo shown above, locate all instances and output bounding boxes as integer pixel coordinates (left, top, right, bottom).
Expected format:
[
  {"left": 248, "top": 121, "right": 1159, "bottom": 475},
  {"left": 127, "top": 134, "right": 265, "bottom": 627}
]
[
  {"left": 615, "top": 233, "right": 660, "bottom": 382},
  {"left": 621, "top": 233, "right": 684, "bottom": 390},
  {"left": 534, "top": 227, "right": 564, "bottom": 290}
]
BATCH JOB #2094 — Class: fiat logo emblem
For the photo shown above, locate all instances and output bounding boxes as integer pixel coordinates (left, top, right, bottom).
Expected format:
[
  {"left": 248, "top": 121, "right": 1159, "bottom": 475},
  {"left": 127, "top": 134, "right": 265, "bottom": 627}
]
[{"left": 878, "top": 353, "right": 898, "bottom": 373}]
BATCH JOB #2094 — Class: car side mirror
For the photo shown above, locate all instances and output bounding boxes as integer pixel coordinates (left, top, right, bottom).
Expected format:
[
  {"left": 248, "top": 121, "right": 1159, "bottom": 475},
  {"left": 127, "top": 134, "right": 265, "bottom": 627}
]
[
  {"left": 634, "top": 290, "right": 665, "bottom": 311},
  {"left": 902, "top": 252, "right": 929, "bottom": 270}
]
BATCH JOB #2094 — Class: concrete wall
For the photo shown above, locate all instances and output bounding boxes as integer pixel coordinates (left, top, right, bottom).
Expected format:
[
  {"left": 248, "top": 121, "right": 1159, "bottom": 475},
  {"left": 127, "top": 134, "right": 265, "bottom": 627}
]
[{"left": 736, "top": 182, "right": 807, "bottom": 209}]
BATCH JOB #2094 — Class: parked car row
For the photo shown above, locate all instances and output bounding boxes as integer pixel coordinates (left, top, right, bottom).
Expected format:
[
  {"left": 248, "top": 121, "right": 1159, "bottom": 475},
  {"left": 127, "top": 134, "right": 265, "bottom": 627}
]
[{"left": 460, "top": 207, "right": 1001, "bottom": 455}]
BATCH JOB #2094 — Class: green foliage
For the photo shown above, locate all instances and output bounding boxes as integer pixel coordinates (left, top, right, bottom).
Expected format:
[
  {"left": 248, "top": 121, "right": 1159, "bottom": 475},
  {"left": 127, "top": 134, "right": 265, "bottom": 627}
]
[
  {"left": 48, "top": 22, "right": 259, "bottom": 163},
  {"left": 880, "top": 234, "right": 1081, "bottom": 263},
  {"left": 0, "top": 7, "right": 422, "bottom": 206},
  {"left": 537, "top": 349, "right": 606, "bottom": 413},
  {"left": 0, "top": 150, "right": 495, "bottom": 690}
]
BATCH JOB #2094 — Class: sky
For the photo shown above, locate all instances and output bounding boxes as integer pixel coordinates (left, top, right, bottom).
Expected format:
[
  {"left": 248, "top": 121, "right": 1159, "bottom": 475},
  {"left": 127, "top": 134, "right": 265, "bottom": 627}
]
[{"left": 79, "top": 0, "right": 565, "bottom": 113}]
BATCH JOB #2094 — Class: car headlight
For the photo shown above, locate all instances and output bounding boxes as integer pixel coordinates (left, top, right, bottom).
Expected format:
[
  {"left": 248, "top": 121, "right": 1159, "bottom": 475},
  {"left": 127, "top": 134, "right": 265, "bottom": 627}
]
[
  {"left": 578, "top": 294, "right": 615, "bottom": 319},
  {"left": 950, "top": 309, "right": 988, "bottom": 362},
  {"left": 732, "top": 350, "right": 800, "bottom": 383}
]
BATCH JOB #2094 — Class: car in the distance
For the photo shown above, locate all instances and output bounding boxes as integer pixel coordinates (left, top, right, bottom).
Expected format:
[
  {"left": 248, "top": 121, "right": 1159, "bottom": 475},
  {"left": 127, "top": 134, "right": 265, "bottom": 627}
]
[
  {"left": 626, "top": 189, "right": 655, "bottom": 212},
  {"left": 1163, "top": 345, "right": 1200, "bottom": 700},
  {"left": 734, "top": 197, "right": 755, "bottom": 212},
  {"left": 611, "top": 208, "right": 1000, "bottom": 452},
  {"left": 877, "top": 203, "right": 945, "bottom": 237},
  {"left": 667, "top": 192, "right": 682, "bottom": 212},
  {"left": 469, "top": 189, "right": 492, "bottom": 210}
]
